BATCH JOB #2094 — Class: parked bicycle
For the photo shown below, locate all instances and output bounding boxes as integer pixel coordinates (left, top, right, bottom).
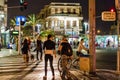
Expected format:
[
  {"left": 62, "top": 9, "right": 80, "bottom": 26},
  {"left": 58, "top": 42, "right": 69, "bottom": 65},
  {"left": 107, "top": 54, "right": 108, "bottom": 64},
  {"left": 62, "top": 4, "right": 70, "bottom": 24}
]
[
  {"left": 70, "top": 50, "right": 89, "bottom": 70},
  {"left": 70, "top": 57, "right": 80, "bottom": 69}
]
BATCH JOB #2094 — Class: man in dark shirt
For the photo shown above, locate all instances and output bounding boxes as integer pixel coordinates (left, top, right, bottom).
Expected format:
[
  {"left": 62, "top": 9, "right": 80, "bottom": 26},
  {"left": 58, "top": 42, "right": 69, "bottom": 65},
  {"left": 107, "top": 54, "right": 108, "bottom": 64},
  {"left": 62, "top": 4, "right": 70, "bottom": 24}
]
[
  {"left": 43, "top": 34, "right": 56, "bottom": 80},
  {"left": 36, "top": 36, "right": 43, "bottom": 61}
]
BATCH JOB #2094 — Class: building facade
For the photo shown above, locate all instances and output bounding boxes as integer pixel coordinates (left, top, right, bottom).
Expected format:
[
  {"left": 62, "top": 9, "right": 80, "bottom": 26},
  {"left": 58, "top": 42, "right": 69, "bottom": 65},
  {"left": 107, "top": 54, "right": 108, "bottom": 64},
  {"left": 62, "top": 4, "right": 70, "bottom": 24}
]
[
  {"left": 39, "top": 2, "right": 83, "bottom": 42},
  {"left": 0, "top": 0, "right": 9, "bottom": 47}
]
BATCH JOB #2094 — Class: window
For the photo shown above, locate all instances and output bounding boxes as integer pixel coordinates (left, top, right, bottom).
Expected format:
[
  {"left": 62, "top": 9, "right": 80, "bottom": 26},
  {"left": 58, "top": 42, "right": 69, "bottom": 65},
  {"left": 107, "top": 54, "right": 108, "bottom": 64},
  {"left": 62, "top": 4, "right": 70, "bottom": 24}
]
[
  {"left": 66, "top": 21, "right": 70, "bottom": 29},
  {"left": 67, "top": 8, "right": 71, "bottom": 14},
  {"left": 73, "top": 9, "right": 76, "bottom": 14},
  {"left": 55, "top": 8, "right": 58, "bottom": 13},
  {"left": 60, "top": 8, "right": 64, "bottom": 13},
  {"left": 60, "top": 20, "right": 64, "bottom": 29},
  {"left": 73, "top": 21, "right": 76, "bottom": 27}
]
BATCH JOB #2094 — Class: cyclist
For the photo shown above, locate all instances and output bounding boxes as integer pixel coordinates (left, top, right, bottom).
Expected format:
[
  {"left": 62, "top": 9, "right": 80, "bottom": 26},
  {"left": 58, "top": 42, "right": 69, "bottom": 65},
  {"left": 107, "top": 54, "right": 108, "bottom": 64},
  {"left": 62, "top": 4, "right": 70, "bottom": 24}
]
[{"left": 58, "top": 36, "right": 73, "bottom": 79}]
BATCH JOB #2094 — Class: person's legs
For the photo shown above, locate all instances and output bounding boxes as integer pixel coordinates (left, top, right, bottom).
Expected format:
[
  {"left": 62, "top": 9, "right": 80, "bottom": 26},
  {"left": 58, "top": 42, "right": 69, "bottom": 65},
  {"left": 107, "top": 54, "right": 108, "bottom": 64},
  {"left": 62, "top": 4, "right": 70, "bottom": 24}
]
[
  {"left": 36, "top": 50, "right": 39, "bottom": 60},
  {"left": 23, "top": 54, "right": 26, "bottom": 62},
  {"left": 49, "top": 55, "right": 55, "bottom": 80},
  {"left": 40, "top": 50, "right": 43, "bottom": 60},
  {"left": 44, "top": 54, "right": 49, "bottom": 76},
  {"left": 49, "top": 55, "right": 54, "bottom": 76},
  {"left": 61, "top": 55, "right": 68, "bottom": 79},
  {"left": 26, "top": 53, "right": 29, "bottom": 63}
]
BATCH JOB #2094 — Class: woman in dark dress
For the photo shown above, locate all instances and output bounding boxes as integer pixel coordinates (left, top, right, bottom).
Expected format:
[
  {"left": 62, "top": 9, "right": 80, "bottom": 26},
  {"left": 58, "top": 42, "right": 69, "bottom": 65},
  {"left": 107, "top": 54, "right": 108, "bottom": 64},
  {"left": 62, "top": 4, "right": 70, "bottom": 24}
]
[{"left": 22, "top": 38, "right": 29, "bottom": 65}]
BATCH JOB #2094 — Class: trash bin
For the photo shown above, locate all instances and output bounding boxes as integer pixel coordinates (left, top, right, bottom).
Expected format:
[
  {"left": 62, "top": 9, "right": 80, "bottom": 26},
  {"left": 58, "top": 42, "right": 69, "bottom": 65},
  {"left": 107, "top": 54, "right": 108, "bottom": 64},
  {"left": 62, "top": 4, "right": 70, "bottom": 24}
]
[{"left": 79, "top": 54, "right": 90, "bottom": 72}]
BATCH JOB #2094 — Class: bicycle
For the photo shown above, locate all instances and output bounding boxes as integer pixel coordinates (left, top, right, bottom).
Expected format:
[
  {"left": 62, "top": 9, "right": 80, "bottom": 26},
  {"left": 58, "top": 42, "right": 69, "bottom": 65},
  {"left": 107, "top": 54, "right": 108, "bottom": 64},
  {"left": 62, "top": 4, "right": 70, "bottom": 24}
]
[
  {"left": 70, "top": 57, "right": 80, "bottom": 69},
  {"left": 70, "top": 50, "right": 89, "bottom": 70},
  {"left": 57, "top": 54, "right": 73, "bottom": 80}
]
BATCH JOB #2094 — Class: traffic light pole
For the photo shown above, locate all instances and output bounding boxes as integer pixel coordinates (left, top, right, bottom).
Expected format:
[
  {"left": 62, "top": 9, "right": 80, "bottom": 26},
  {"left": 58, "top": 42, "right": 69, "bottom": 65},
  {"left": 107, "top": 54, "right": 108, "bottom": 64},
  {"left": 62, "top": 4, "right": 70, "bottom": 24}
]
[
  {"left": 115, "top": 0, "right": 120, "bottom": 73},
  {"left": 18, "top": 21, "right": 21, "bottom": 55},
  {"left": 89, "top": 0, "right": 96, "bottom": 74}
]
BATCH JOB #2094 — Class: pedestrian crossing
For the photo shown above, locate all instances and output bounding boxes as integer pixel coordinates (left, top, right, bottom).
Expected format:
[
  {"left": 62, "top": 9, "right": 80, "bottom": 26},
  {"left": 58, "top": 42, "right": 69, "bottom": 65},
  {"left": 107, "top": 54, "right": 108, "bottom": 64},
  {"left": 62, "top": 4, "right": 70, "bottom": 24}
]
[
  {"left": 0, "top": 54, "right": 102, "bottom": 80},
  {"left": 0, "top": 55, "right": 61, "bottom": 80}
]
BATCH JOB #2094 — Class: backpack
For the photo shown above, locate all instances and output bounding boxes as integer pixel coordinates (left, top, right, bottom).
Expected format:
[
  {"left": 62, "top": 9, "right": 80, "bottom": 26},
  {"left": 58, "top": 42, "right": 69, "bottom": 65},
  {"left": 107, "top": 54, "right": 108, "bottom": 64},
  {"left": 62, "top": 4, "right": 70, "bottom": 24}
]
[{"left": 61, "top": 42, "right": 73, "bottom": 56}]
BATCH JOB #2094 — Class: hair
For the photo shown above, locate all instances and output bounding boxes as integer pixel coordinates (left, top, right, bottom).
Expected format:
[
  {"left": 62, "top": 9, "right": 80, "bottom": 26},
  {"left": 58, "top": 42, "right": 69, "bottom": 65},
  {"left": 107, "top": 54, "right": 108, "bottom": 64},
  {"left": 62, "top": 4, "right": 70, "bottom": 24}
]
[
  {"left": 47, "top": 34, "right": 52, "bottom": 39},
  {"left": 81, "top": 38, "right": 84, "bottom": 41},
  {"left": 24, "top": 38, "right": 28, "bottom": 43},
  {"left": 62, "top": 36, "right": 67, "bottom": 41}
]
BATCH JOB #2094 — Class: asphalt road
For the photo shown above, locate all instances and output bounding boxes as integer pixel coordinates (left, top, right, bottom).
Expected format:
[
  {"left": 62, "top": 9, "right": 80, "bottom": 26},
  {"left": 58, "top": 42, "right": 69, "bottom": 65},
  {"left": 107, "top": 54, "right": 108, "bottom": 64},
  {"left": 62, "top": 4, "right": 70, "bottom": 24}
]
[{"left": 96, "top": 48, "right": 117, "bottom": 70}]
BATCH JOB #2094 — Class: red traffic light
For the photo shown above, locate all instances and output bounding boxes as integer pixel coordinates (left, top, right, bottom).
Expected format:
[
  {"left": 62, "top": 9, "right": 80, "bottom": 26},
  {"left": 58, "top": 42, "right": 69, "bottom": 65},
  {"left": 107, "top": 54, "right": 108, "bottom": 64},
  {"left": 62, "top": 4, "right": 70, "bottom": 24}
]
[
  {"left": 23, "top": 2, "right": 28, "bottom": 9},
  {"left": 110, "top": 9, "right": 114, "bottom": 12},
  {"left": 23, "top": 2, "right": 28, "bottom": 6}
]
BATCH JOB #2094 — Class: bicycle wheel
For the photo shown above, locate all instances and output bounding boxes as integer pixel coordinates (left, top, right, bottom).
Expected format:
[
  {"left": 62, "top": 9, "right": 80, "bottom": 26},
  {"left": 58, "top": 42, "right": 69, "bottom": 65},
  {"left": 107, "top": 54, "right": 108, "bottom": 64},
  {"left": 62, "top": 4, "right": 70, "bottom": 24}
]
[
  {"left": 57, "top": 57, "right": 62, "bottom": 76},
  {"left": 70, "top": 58, "right": 80, "bottom": 69}
]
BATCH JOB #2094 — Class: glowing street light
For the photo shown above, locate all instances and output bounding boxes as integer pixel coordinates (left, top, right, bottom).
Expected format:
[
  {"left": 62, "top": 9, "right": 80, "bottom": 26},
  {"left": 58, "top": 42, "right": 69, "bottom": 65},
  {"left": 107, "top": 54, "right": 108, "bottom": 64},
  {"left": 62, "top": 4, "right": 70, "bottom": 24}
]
[{"left": 84, "top": 22, "right": 88, "bottom": 34}]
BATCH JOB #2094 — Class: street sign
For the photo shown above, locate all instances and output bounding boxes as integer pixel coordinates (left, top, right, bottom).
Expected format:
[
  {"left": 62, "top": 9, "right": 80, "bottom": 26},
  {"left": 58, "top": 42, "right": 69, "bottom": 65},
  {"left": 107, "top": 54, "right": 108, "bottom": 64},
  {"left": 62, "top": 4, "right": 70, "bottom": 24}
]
[
  {"left": 16, "top": 16, "right": 26, "bottom": 26},
  {"left": 11, "top": 31, "right": 19, "bottom": 35},
  {"left": 102, "top": 11, "right": 116, "bottom": 21}
]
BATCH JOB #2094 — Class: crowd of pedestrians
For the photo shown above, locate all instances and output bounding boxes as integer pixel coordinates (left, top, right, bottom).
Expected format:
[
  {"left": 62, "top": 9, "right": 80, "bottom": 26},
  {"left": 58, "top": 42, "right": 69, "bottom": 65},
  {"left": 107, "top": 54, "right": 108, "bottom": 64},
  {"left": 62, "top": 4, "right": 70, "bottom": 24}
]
[{"left": 21, "top": 34, "right": 89, "bottom": 80}]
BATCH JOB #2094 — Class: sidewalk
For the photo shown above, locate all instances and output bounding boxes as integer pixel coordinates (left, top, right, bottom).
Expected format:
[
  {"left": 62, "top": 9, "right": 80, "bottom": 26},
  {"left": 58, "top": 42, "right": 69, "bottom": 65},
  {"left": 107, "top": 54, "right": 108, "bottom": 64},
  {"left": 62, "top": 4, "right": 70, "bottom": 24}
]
[{"left": 0, "top": 48, "right": 18, "bottom": 57}]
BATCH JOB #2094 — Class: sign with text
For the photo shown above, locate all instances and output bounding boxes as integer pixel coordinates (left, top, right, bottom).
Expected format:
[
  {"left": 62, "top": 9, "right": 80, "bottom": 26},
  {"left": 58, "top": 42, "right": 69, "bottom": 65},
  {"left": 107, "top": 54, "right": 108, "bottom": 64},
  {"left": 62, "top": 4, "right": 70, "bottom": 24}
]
[
  {"left": 102, "top": 11, "right": 116, "bottom": 21},
  {"left": 11, "top": 31, "right": 19, "bottom": 35},
  {"left": 16, "top": 16, "right": 26, "bottom": 26}
]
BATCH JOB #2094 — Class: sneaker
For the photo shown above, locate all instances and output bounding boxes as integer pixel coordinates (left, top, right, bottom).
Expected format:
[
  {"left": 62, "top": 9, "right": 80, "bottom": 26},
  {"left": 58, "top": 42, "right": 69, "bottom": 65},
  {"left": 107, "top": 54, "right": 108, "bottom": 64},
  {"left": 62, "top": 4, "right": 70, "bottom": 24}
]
[{"left": 43, "top": 76, "right": 47, "bottom": 80}]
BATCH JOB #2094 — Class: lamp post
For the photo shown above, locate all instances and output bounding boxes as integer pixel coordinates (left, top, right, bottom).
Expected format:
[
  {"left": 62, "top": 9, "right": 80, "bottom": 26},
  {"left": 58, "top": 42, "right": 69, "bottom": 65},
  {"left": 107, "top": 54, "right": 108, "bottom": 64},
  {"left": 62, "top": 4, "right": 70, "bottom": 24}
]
[
  {"left": 84, "top": 22, "right": 88, "bottom": 34},
  {"left": 72, "top": 27, "right": 74, "bottom": 47}
]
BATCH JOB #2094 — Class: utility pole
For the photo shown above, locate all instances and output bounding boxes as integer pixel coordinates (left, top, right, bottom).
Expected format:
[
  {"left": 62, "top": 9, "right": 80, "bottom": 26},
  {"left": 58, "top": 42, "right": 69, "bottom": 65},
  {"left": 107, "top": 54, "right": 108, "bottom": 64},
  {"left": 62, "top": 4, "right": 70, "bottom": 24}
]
[
  {"left": 115, "top": 0, "right": 120, "bottom": 73},
  {"left": 89, "top": 0, "right": 96, "bottom": 74}
]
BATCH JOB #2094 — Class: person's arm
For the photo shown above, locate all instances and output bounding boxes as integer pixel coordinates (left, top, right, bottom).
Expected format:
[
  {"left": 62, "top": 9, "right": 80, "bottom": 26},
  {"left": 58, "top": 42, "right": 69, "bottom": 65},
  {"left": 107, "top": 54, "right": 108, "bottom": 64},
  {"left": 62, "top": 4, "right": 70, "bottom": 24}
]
[
  {"left": 81, "top": 44, "right": 88, "bottom": 51},
  {"left": 53, "top": 42, "right": 56, "bottom": 58},
  {"left": 43, "top": 41, "right": 46, "bottom": 53}
]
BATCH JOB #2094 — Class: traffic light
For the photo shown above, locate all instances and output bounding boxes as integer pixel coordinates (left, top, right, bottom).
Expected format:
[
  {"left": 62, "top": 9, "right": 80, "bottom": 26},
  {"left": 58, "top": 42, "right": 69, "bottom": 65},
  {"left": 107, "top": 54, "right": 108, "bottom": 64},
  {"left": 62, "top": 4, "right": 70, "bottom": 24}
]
[
  {"left": 23, "top": 2, "right": 28, "bottom": 9},
  {"left": 20, "top": 0, "right": 24, "bottom": 5},
  {"left": 110, "top": 9, "right": 114, "bottom": 12},
  {"left": 19, "top": 0, "right": 28, "bottom": 11}
]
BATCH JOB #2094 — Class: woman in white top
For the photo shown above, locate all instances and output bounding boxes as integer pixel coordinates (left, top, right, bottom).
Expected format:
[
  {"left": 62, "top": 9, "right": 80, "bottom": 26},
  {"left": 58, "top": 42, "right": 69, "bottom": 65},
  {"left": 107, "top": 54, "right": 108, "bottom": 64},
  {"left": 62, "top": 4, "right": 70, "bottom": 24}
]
[{"left": 77, "top": 39, "right": 89, "bottom": 56}]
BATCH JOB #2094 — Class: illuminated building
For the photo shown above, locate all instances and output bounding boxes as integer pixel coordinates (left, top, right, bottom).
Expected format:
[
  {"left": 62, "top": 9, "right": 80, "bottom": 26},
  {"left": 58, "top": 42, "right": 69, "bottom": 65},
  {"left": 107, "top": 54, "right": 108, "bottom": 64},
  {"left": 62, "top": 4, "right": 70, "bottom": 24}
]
[
  {"left": 39, "top": 2, "right": 83, "bottom": 40},
  {"left": 0, "top": 0, "right": 9, "bottom": 47}
]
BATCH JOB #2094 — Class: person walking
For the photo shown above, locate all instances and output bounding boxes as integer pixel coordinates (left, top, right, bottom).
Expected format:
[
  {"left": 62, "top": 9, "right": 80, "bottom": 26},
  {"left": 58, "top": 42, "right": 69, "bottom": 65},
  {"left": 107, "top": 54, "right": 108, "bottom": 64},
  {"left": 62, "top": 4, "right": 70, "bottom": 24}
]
[
  {"left": 43, "top": 34, "right": 56, "bottom": 80},
  {"left": 36, "top": 36, "right": 43, "bottom": 61},
  {"left": 21, "top": 38, "right": 29, "bottom": 65}
]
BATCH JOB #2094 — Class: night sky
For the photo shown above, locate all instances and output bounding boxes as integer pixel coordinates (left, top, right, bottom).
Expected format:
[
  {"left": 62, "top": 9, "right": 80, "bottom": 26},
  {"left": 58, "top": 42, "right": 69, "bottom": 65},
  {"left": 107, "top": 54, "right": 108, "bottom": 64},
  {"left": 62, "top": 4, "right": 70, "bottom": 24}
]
[{"left": 8, "top": 0, "right": 115, "bottom": 34}]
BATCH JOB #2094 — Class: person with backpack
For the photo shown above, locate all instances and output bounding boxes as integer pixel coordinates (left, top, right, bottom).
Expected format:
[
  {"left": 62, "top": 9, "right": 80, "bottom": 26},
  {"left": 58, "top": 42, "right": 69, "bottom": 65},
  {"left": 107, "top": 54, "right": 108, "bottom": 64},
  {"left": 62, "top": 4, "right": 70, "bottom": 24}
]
[{"left": 58, "top": 36, "right": 73, "bottom": 79}]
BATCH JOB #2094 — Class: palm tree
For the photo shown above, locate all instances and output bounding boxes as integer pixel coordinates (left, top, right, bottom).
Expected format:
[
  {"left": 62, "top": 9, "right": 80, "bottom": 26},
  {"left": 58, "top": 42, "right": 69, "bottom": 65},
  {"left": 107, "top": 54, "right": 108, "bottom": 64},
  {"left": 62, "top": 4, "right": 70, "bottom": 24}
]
[
  {"left": 10, "top": 17, "right": 16, "bottom": 30},
  {"left": 26, "top": 14, "right": 40, "bottom": 39}
]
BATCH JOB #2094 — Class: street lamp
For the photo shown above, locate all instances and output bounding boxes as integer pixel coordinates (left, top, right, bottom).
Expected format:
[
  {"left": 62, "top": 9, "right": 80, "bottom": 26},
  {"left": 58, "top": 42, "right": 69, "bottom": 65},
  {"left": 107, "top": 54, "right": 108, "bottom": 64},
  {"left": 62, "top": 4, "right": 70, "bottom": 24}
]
[
  {"left": 97, "top": 30, "right": 101, "bottom": 34},
  {"left": 84, "top": 22, "right": 88, "bottom": 34},
  {"left": 72, "top": 27, "right": 74, "bottom": 47}
]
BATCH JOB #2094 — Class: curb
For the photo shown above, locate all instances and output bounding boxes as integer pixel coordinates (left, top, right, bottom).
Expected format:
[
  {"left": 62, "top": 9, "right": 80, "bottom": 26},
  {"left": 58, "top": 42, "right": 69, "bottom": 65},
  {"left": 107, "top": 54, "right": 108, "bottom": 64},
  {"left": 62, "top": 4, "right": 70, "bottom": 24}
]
[{"left": 96, "top": 69, "right": 120, "bottom": 80}]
